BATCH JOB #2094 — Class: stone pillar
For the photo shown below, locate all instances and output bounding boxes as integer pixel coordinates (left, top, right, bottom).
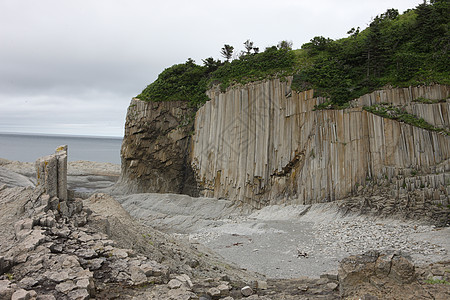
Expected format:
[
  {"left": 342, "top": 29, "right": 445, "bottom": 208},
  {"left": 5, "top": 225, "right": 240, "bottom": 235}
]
[
  {"left": 35, "top": 145, "right": 68, "bottom": 200},
  {"left": 55, "top": 145, "right": 68, "bottom": 201}
]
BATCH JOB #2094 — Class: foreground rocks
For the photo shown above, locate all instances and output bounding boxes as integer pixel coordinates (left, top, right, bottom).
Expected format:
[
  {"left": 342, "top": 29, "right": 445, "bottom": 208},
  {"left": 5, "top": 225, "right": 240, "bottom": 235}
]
[{"left": 0, "top": 148, "right": 449, "bottom": 299}]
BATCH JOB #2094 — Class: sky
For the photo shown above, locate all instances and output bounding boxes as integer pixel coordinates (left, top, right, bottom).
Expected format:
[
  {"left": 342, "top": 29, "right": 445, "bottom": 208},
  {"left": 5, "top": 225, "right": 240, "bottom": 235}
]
[{"left": 0, "top": 0, "right": 422, "bottom": 137}]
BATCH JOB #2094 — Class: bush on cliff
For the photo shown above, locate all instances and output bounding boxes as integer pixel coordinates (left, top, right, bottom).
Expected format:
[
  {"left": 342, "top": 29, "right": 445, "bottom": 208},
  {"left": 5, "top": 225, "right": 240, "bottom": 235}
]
[
  {"left": 292, "top": 0, "right": 450, "bottom": 106},
  {"left": 137, "top": 58, "right": 210, "bottom": 107},
  {"left": 137, "top": 47, "right": 296, "bottom": 107}
]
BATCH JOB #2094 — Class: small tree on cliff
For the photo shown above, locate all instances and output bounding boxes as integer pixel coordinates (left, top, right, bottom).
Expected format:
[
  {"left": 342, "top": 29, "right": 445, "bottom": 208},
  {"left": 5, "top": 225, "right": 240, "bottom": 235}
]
[{"left": 221, "top": 44, "right": 234, "bottom": 62}]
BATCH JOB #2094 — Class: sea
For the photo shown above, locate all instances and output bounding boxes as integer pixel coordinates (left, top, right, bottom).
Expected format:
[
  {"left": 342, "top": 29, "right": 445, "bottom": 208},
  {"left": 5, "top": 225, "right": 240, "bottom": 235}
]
[{"left": 0, "top": 133, "right": 123, "bottom": 164}]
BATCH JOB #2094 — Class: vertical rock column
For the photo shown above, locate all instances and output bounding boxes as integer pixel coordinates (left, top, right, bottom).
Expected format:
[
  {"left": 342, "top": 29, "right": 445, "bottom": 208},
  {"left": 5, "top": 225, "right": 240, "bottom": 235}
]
[
  {"left": 55, "top": 145, "right": 68, "bottom": 200},
  {"left": 35, "top": 145, "right": 68, "bottom": 200}
]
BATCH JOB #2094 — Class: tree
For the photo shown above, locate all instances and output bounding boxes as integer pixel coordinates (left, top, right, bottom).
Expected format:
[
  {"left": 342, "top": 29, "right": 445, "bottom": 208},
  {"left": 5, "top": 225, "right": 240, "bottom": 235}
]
[
  {"left": 202, "top": 57, "right": 222, "bottom": 71},
  {"left": 277, "top": 40, "right": 293, "bottom": 50},
  {"left": 244, "top": 39, "right": 254, "bottom": 54},
  {"left": 220, "top": 44, "right": 234, "bottom": 61}
]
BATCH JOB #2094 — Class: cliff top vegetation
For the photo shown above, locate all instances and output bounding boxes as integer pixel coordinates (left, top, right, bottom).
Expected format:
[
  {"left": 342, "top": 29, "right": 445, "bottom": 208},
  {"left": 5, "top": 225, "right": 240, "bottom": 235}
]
[{"left": 137, "top": 0, "right": 449, "bottom": 108}]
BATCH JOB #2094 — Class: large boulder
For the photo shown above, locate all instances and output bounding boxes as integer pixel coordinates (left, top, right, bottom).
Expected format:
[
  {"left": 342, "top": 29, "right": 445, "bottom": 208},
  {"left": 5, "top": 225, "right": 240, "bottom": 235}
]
[{"left": 338, "top": 251, "right": 431, "bottom": 299}]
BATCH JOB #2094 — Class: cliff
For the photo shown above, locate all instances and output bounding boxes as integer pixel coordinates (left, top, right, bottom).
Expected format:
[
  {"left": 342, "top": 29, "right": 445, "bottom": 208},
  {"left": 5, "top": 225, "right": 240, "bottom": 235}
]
[
  {"left": 119, "top": 79, "right": 450, "bottom": 222},
  {"left": 192, "top": 80, "right": 449, "bottom": 207},
  {"left": 117, "top": 99, "right": 198, "bottom": 196}
]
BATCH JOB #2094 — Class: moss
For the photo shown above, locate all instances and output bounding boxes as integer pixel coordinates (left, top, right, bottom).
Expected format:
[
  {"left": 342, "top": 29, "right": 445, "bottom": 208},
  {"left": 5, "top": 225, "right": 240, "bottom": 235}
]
[
  {"left": 424, "top": 278, "right": 450, "bottom": 285},
  {"left": 363, "top": 103, "right": 450, "bottom": 135},
  {"left": 413, "top": 97, "right": 448, "bottom": 104}
]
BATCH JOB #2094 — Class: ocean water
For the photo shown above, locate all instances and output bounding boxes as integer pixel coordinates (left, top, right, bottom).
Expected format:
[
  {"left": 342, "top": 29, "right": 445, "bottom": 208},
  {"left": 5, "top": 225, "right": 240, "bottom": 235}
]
[{"left": 0, "top": 133, "right": 123, "bottom": 164}]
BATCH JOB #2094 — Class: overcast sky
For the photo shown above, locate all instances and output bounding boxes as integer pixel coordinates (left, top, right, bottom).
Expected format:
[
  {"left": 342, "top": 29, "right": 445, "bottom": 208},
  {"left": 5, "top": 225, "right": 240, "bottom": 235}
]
[{"left": 0, "top": 0, "right": 421, "bottom": 137}]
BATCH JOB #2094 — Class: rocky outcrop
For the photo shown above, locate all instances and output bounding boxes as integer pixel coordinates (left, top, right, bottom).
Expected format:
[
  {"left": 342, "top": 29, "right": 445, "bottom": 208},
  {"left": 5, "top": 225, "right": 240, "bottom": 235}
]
[
  {"left": 118, "top": 99, "right": 198, "bottom": 196},
  {"left": 191, "top": 81, "right": 450, "bottom": 210},
  {"left": 339, "top": 251, "right": 450, "bottom": 299}
]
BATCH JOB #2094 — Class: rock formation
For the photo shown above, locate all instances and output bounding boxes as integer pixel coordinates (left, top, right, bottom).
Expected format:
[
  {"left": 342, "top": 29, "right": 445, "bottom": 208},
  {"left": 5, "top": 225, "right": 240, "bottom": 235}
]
[
  {"left": 118, "top": 99, "right": 198, "bottom": 196},
  {"left": 35, "top": 145, "right": 68, "bottom": 201},
  {"left": 119, "top": 79, "right": 449, "bottom": 222},
  {"left": 192, "top": 81, "right": 450, "bottom": 208}
]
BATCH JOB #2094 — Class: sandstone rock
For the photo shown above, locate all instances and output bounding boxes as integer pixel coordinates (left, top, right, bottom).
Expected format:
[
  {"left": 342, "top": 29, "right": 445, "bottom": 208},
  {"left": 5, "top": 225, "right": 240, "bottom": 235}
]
[{"left": 241, "top": 285, "right": 253, "bottom": 297}]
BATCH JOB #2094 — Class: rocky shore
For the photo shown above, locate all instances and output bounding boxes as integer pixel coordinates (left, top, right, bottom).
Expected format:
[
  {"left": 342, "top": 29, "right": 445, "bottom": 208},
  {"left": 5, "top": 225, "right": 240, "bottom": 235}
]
[{"left": 0, "top": 151, "right": 449, "bottom": 299}]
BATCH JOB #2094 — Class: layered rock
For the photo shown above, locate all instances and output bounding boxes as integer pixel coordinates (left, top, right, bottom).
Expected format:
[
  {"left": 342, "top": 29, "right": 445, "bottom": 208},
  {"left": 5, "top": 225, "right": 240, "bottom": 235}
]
[
  {"left": 191, "top": 80, "right": 450, "bottom": 209},
  {"left": 118, "top": 99, "right": 198, "bottom": 196}
]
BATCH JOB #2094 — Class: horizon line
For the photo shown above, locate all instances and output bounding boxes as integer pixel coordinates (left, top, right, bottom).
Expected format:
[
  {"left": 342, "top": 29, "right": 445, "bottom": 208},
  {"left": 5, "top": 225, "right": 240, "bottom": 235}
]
[{"left": 0, "top": 131, "right": 123, "bottom": 139}]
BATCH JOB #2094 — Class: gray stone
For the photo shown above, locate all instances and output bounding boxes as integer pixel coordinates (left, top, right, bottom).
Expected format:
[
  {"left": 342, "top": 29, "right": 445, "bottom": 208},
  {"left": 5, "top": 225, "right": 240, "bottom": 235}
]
[
  {"left": 241, "top": 286, "right": 253, "bottom": 297},
  {"left": 168, "top": 279, "right": 183, "bottom": 289},
  {"left": 19, "top": 277, "right": 38, "bottom": 289},
  {"left": 175, "top": 274, "right": 193, "bottom": 289},
  {"left": 55, "top": 145, "right": 68, "bottom": 201},
  {"left": 36, "top": 295, "right": 56, "bottom": 300},
  {"left": 11, "top": 289, "right": 37, "bottom": 300},
  {"left": 0, "top": 280, "right": 14, "bottom": 300},
  {"left": 67, "top": 288, "right": 89, "bottom": 300},
  {"left": 256, "top": 280, "right": 268, "bottom": 290},
  {"left": 130, "top": 266, "right": 147, "bottom": 285},
  {"left": 207, "top": 287, "right": 220, "bottom": 297},
  {"left": 36, "top": 155, "right": 58, "bottom": 198},
  {"left": 55, "top": 280, "right": 77, "bottom": 294},
  {"left": 20, "top": 229, "right": 46, "bottom": 251}
]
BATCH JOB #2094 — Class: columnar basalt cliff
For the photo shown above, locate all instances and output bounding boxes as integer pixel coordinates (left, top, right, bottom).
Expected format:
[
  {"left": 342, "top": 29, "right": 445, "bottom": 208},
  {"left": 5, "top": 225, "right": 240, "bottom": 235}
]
[
  {"left": 118, "top": 99, "right": 198, "bottom": 196},
  {"left": 120, "top": 79, "right": 450, "bottom": 220},
  {"left": 192, "top": 80, "right": 450, "bottom": 209}
]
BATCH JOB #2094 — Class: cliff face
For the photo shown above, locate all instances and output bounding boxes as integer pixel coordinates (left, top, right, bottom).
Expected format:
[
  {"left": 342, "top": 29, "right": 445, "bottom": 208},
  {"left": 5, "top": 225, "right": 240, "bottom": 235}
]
[
  {"left": 119, "top": 80, "right": 450, "bottom": 220},
  {"left": 118, "top": 99, "right": 198, "bottom": 196},
  {"left": 191, "top": 80, "right": 450, "bottom": 208}
]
